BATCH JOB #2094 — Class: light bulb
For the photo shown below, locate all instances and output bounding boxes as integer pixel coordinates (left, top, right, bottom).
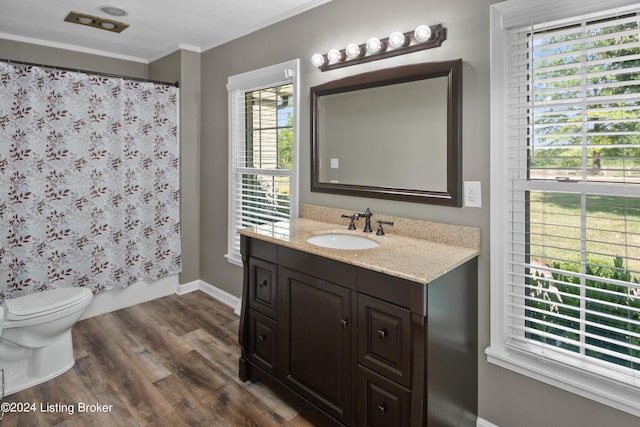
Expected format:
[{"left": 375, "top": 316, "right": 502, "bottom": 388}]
[
  {"left": 414, "top": 24, "right": 432, "bottom": 42},
  {"left": 327, "top": 49, "right": 344, "bottom": 63},
  {"left": 388, "top": 31, "right": 407, "bottom": 49},
  {"left": 100, "top": 22, "right": 116, "bottom": 29},
  {"left": 345, "top": 43, "right": 362, "bottom": 59},
  {"left": 78, "top": 17, "right": 93, "bottom": 24},
  {"left": 311, "top": 53, "right": 326, "bottom": 68},
  {"left": 366, "top": 37, "right": 382, "bottom": 53}
]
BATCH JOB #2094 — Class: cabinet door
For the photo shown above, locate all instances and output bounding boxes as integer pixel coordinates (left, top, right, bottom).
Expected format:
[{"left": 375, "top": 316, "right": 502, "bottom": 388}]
[
  {"left": 249, "top": 257, "right": 278, "bottom": 319},
  {"left": 358, "top": 294, "right": 411, "bottom": 387},
  {"left": 358, "top": 365, "right": 410, "bottom": 427},
  {"left": 248, "top": 310, "right": 278, "bottom": 374},
  {"left": 280, "top": 268, "right": 351, "bottom": 425}
]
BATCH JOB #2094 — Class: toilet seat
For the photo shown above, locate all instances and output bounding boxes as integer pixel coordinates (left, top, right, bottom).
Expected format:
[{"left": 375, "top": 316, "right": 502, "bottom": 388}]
[{"left": 3, "top": 287, "right": 93, "bottom": 321}]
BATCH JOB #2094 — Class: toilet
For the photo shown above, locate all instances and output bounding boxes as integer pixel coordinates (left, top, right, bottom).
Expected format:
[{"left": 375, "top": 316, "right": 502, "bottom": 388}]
[{"left": 0, "top": 287, "right": 93, "bottom": 395}]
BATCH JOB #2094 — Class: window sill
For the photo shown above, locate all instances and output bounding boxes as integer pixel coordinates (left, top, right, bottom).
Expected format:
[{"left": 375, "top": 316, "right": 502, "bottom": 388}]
[
  {"left": 224, "top": 253, "right": 243, "bottom": 268},
  {"left": 485, "top": 345, "right": 640, "bottom": 417}
]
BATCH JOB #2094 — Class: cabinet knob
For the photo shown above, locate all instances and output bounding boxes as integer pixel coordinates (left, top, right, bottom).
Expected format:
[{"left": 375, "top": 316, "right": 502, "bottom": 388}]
[
  {"left": 377, "top": 328, "right": 387, "bottom": 338},
  {"left": 258, "top": 334, "right": 267, "bottom": 342},
  {"left": 377, "top": 403, "right": 387, "bottom": 415},
  {"left": 340, "top": 318, "right": 349, "bottom": 328},
  {"left": 259, "top": 279, "right": 268, "bottom": 287}
]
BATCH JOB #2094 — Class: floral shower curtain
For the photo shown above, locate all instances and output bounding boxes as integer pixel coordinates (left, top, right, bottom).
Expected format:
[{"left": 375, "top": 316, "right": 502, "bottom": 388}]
[{"left": 0, "top": 62, "right": 181, "bottom": 302}]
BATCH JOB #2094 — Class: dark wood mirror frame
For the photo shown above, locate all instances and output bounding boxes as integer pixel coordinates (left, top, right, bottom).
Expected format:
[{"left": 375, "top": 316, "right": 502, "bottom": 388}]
[{"left": 310, "top": 59, "right": 462, "bottom": 206}]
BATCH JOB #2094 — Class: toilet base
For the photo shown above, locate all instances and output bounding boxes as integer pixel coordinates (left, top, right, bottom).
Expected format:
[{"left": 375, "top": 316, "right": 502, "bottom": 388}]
[{"left": 0, "top": 329, "right": 76, "bottom": 396}]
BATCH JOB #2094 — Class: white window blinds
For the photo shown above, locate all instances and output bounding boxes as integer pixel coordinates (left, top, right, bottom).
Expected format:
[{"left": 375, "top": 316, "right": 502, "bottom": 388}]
[
  {"left": 490, "top": 0, "right": 640, "bottom": 415},
  {"left": 226, "top": 60, "right": 299, "bottom": 265}
]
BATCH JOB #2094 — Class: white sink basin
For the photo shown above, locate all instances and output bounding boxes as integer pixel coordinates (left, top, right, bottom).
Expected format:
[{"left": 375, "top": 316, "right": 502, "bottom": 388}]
[{"left": 306, "top": 233, "right": 379, "bottom": 250}]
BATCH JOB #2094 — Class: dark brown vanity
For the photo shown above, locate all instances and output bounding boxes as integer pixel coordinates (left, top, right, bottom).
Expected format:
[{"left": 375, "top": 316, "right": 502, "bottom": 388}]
[{"left": 237, "top": 214, "right": 479, "bottom": 426}]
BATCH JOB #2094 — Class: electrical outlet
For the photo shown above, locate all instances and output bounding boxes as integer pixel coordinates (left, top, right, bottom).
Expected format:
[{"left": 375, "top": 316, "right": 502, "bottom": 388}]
[{"left": 464, "top": 181, "right": 481, "bottom": 208}]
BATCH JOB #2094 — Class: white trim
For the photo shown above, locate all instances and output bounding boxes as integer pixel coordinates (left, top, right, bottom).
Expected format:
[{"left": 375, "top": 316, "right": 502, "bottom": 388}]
[
  {"left": 176, "top": 44, "right": 202, "bottom": 53},
  {"left": 489, "top": 3, "right": 510, "bottom": 351},
  {"left": 187, "top": 280, "right": 242, "bottom": 313},
  {"left": 226, "top": 58, "right": 299, "bottom": 91},
  {"left": 200, "top": 0, "right": 333, "bottom": 53},
  {"left": 226, "top": 59, "right": 300, "bottom": 266},
  {"left": 0, "top": 32, "right": 148, "bottom": 64},
  {"left": 476, "top": 417, "right": 500, "bottom": 427},
  {"left": 80, "top": 276, "right": 241, "bottom": 320},
  {"left": 146, "top": 44, "right": 203, "bottom": 64},
  {"left": 81, "top": 275, "right": 179, "bottom": 319},
  {"left": 176, "top": 280, "right": 200, "bottom": 295},
  {"left": 495, "top": 0, "right": 640, "bottom": 29}
]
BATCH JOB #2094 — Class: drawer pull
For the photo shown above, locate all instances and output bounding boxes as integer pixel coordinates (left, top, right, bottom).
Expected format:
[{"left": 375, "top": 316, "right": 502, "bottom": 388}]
[
  {"left": 377, "top": 403, "right": 387, "bottom": 415},
  {"left": 340, "top": 318, "right": 349, "bottom": 328},
  {"left": 377, "top": 328, "right": 387, "bottom": 338},
  {"left": 258, "top": 334, "right": 267, "bottom": 342},
  {"left": 259, "top": 279, "right": 268, "bottom": 287}
]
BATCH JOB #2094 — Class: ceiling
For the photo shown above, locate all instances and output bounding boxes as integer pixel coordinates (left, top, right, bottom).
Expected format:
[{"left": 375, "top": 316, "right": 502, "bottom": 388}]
[{"left": 0, "top": 0, "right": 332, "bottom": 63}]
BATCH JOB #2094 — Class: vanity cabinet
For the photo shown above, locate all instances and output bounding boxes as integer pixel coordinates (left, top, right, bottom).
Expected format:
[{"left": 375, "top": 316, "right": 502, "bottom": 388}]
[{"left": 238, "top": 235, "right": 478, "bottom": 427}]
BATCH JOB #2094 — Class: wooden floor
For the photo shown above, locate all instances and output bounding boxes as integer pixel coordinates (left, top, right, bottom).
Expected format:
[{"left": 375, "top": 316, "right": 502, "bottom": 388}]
[{"left": 1, "top": 291, "right": 313, "bottom": 427}]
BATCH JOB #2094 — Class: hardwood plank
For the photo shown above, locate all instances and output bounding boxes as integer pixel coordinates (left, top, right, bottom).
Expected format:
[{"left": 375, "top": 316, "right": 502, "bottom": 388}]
[
  {"left": 181, "top": 328, "right": 304, "bottom": 423},
  {"left": 152, "top": 374, "right": 213, "bottom": 426},
  {"left": 72, "top": 317, "right": 175, "bottom": 425},
  {"left": 109, "top": 304, "right": 193, "bottom": 364},
  {"left": 93, "top": 313, "right": 172, "bottom": 383},
  {"left": 73, "top": 355, "right": 139, "bottom": 426}
]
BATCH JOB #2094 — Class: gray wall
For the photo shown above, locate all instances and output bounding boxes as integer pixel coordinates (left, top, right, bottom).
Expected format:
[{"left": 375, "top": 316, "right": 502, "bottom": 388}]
[
  {"left": 0, "top": 39, "right": 148, "bottom": 77},
  {"left": 199, "top": 0, "right": 640, "bottom": 426},
  {"left": 150, "top": 50, "right": 202, "bottom": 284}
]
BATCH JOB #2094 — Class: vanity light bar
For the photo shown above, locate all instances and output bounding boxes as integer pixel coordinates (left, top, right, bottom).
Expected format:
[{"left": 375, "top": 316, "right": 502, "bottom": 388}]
[{"left": 311, "top": 24, "right": 446, "bottom": 72}]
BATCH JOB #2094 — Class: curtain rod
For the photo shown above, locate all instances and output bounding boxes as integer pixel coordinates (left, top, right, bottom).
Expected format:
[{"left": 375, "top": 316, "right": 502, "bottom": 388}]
[{"left": 0, "top": 58, "right": 179, "bottom": 88}]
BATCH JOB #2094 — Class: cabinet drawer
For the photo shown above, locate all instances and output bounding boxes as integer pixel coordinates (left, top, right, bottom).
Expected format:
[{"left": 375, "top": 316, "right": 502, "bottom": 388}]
[
  {"left": 358, "top": 294, "right": 411, "bottom": 387},
  {"left": 248, "top": 310, "right": 278, "bottom": 374},
  {"left": 248, "top": 257, "right": 278, "bottom": 319},
  {"left": 358, "top": 365, "right": 410, "bottom": 427}
]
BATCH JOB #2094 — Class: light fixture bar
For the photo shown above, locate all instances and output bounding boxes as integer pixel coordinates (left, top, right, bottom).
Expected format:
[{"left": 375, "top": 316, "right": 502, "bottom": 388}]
[
  {"left": 64, "top": 11, "right": 129, "bottom": 33},
  {"left": 312, "top": 24, "right": 446, "bottom": 72}
]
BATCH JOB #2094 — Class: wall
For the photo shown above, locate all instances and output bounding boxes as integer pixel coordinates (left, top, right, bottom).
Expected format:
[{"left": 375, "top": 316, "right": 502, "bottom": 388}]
[
  {"left": 0, "top": 39, "right": 148, "bottom": 77},
  {"left": 149, "top": 50, "right": 201, "bottom": 284},
  {"left": 199, "top": 0, "right": 640, "bottom": 426}
]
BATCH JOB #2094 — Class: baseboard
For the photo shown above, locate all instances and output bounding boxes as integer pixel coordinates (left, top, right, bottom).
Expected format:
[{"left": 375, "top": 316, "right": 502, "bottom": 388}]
[
  {"left": 79, "top": 276, "right": 242, "bottom": 320},
  {"left": 179, "top": 279, "right": 241, "bottom": 315},
  {"left": 477, "top": 417, "right": 499, "bottom": 427},
  {"left": 81, "top": 274, "right": 179, "bottom": 319},
  {"left": 176, "top": 280, "right": 200, "bottom": 295}
]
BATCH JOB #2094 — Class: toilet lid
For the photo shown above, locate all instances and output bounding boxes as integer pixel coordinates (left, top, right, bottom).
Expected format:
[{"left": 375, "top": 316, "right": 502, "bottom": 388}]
[{"left": 3, "top": 287, "right": 92, "bottom": 320}]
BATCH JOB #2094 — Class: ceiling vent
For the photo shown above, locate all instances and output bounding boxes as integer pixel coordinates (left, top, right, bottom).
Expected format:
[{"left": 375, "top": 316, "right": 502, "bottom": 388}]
[{"left": 64, "top": 11, "right": 128, "bottom": 33}]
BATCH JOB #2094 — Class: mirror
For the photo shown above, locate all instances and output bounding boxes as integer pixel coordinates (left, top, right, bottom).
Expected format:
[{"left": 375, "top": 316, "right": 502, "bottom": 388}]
[{"left": 311, "top": 59, "right": 462, "bottom": 206}]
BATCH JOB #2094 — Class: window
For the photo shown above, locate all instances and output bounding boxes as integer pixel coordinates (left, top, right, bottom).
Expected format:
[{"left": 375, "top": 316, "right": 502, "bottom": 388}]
[
  {"left": 226, "top": 60, "right": 299, "bottom": 265},
  {"left": 490, "top": 0, "right": 640, "bottom": 416}
]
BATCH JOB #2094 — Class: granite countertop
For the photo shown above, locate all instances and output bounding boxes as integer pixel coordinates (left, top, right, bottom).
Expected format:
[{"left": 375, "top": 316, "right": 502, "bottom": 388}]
[{"left": 238, "top": 217, "right": 479, "bottom": 284}]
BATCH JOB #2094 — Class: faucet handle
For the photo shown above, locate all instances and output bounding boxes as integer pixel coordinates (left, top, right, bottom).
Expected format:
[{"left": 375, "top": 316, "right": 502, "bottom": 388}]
[
  {"left": 376, "top": 220, "right": 394, "bottom": 236},
  {"left": 341, "top": 214, "right": 359, "bottom": 230}
]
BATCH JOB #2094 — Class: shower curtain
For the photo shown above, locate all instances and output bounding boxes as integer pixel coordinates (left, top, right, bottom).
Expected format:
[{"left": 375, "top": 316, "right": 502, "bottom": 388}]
[{"left": 0, "top": 62, "right": 181, "bottom": 302}]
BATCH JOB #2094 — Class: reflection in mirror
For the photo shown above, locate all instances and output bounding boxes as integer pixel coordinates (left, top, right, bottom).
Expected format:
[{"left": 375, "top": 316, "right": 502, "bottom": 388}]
[
  {"left": 318, "top": 77, "right": 448, "bottom": 191},
  {"left": 311, "top": 59, "right": 462, "bottom": 206}
]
